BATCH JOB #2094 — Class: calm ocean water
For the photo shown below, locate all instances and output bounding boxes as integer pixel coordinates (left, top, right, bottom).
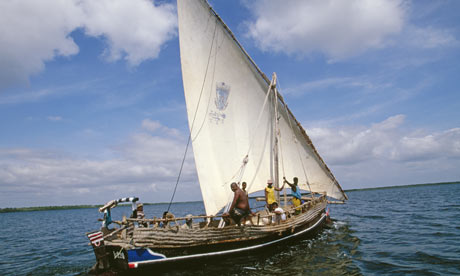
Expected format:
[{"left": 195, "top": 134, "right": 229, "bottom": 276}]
[{"left": 1, "top": 182, "right": 459, "bottom": 275}]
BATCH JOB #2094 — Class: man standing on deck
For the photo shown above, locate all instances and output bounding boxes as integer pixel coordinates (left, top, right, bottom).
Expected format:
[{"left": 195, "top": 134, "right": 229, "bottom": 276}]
[
  {"left": 283, "top": 177, "right": 303, "bottom": 214},
  {"left": 223, "top": 182, "right": 252, "bottom": 226},
  {"left": 265, "top": 179, "right": 285, "bottom": 212},
  {"left": 242, "top": 181, "right": 248, "bottom": 195}
]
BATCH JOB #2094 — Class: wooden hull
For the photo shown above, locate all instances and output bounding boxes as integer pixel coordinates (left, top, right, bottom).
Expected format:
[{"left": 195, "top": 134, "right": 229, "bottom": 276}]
[
  {"left": 132, "top": 212, "right": 326, "bottom": 270},
  {"left": 88, "top": 199, "right": 327, "bottom": 274}
]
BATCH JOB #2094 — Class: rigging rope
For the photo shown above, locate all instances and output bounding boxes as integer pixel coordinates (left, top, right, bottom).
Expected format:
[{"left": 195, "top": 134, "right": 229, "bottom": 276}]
[
  {"left": 277, "top": 79, "right": 313, "bottom": 198},
  {"left": 222, "top": 77, "right": 275, "bottom": 190},
  {"left": 218, "top": 78, "right": 275, "bottom": 228},
  {"left": 191, "top": 28, "right": 221, "bottom": 143},
  {"left": 234, "top": 77, "right": 275, "bottom": 193},
  {"left": 166, "top": 19, "right": 219, "bottom": 212},
  {"left": 282, "top": 100, "right": 314, "bottom": 198},
  {"left": 246, "top": 78, "right": 275, "bottom": 159}
]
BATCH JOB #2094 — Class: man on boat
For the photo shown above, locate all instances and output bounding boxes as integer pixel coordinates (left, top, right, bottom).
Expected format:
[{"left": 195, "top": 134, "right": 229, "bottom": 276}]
[
  {"left": 265, "top": 179, "right": 284, "bottom": 212},
  {"left": 271, "top": 202, "right": 286, "bottom": 224},
  {"left": 283, "top": 177, "right": 303, "bottom": 214},
  {"left": 136, "top": 203, "right": 148, "bottom": 227},
  {"left": 242, "top": 181, "right": 248, "bottom": 195},
  {"left": 223, "top": 182, "right": 252, "bottom": 226}
]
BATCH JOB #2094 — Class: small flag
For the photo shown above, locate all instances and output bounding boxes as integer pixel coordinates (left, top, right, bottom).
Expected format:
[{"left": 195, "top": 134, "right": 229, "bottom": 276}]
[{"left": 87, "top": 231, "right": 104, "bottom": 247}]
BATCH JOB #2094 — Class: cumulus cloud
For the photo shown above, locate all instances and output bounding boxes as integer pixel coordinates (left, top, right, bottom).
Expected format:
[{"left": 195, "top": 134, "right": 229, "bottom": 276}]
[
  {"left": 0, "top": 0, "right": 83, "bottom": 89},
  {"left": 246, "top": 0, "right": 405, "bottom": 60},
  {"left": 308, "top": 114, "right": 460, "bottom": 189},
  {"left": 245, "top": 0, "right": 457, "bottom": 61},
  {"left": 81, "top": 0, "right": 176, "bottom": 66},
  {"left": 0, "top": 0, "right": 177, "bottom": 90},
  {"left": 0, "top": 120, "right": 197, "bottom": 207},
  {"left": 309, "top": 114, "right": 460, "bottom": 165},
  {"left": 308, "top": 115, "right": 460, "bottom": 187}
]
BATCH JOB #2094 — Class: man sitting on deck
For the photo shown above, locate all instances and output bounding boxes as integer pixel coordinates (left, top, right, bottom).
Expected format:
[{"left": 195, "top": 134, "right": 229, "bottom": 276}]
[
  {"left": 223, "top": 182, "right": 252, "bottom": 226},
  {"left": 271, "top": 202, "right": 286, "bottom": 224},
  {"left": 136, "top": 203, "right": 148, "bottom": 227}
]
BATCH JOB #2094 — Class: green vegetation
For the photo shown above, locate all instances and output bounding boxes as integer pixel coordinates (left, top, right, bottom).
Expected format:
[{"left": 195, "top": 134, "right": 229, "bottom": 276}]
[
  {"left": 0, "top": 202, "right": 194, "bottom": 214},
  {"left": 0, "top": 204, "right": 102, "bottom": 213}
]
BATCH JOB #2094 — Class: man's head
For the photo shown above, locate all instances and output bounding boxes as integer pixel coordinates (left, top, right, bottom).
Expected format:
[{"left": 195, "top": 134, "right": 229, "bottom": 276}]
[
  {"left": 272, "top": 202, "right": 278, "bottom": 208},
  {"left": 242, "top": 182, "right": 247, "bottom": 190},
  {"left": 185, "top": 214, "right": 193, "bottom": 227},
  {"left": 230, "top": 182, "right": 238, "bottom": 192},
  {"left": 137, "top": 203, "right": 143, "bottom": 210},
  {"left": 267, "top": 179, "right": 273, "bottom": 187},
  {"left": 293, "top": 177, "right": 298, "bottom": 184}
]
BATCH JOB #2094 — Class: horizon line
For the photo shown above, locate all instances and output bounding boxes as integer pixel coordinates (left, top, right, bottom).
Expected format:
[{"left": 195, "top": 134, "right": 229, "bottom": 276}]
[{"left": 1, "top": 180, "right": 458, "bottom": 212}]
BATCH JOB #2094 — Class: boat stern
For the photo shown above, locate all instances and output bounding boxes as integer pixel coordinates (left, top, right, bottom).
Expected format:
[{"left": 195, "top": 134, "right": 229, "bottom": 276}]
[{"left": 86, "top": 230, "right": 129, "bottom": 273}]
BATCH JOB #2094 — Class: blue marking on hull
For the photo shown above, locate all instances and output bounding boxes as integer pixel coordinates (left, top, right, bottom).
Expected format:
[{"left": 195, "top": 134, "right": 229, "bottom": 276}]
[{"left": 128, "top": 248, "right": 166, "bottom": 262}]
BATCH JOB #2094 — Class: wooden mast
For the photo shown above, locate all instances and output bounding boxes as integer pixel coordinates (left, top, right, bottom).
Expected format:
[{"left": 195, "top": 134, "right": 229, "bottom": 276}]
[{"left": 272, "top": 73, "right": 280, "bottom": 203}]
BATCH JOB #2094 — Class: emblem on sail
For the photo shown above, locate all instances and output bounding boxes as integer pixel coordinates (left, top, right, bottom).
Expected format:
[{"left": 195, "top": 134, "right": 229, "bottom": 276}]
[{"left": 209, "top": 82, "right": 230, "bottom": 124}]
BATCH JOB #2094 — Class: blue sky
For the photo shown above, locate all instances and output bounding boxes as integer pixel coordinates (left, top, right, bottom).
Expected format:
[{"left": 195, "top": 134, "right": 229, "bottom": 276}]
[{"left": 0, "top": 0, "right": 459, "bottom": 208}]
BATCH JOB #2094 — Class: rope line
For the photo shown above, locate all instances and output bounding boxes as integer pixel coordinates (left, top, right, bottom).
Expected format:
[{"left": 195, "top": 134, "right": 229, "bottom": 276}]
[
  {"left": 218, "top": 78, "right": 275, "bottom": 228},
  {"left": 282, "top": 100, "right": 314, "bottom": 198},
  {"left": 167, "top": 18, "right": 219, "bottom": 212}
]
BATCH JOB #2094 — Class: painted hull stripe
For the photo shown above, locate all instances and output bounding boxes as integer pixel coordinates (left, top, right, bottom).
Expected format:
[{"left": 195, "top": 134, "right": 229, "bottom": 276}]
[{"left": 128, "top": 213, "right": 326, "bottom": 267}]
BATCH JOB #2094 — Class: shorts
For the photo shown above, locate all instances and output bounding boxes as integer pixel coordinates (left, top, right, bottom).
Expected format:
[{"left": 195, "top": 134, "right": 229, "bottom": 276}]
[{"left": 230, "top": 207, "right": 249, "bottom": 223}]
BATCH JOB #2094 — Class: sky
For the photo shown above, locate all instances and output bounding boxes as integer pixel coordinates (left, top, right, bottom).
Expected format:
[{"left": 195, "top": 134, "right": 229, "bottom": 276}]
[{"left": 0, "top": 0, "right": 459, "bottom": 208}]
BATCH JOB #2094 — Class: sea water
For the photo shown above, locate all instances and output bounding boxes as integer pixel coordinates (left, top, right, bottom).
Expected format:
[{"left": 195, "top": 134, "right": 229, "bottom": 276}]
[{"left": 0, "top": 182, "right": 459, "bottom": 275}]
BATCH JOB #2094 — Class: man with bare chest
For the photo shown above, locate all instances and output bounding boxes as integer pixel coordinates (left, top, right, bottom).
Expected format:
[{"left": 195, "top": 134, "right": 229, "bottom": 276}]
[{"left": 223, "top": 182, "right": 251, "bottom": 226}]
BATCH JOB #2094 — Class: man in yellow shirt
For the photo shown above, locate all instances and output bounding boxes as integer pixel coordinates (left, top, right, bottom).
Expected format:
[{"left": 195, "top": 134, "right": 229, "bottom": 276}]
[{"left": 264, "top": 179, "right": 284, "bottom": 211}]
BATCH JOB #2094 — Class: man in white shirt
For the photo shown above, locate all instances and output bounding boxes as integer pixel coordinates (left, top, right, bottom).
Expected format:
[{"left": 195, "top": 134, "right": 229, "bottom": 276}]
[{"left": 271, "top": 202, "right": 286, "bottom": 224}]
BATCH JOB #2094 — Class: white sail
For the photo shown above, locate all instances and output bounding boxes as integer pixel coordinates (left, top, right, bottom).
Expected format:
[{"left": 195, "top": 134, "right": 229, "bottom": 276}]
[{"left": 178, "top": 0, "right": 346, "bottom": 215}]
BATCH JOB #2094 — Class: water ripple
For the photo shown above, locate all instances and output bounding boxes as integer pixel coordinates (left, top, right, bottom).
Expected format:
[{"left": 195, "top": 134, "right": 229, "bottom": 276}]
[{"left": 1, "top": 183, "right": 460, "bottom": 275}]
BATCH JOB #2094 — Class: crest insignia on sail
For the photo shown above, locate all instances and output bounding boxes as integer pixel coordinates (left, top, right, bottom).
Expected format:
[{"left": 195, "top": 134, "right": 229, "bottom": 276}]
[{"left": 209, "top": 82, "right": 230, "bottom": 124}]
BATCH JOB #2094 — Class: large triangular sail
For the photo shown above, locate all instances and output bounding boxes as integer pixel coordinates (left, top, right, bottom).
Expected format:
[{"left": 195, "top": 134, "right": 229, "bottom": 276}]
[{"left": 178, "top": 0, "right": 346, "bottom": 215}]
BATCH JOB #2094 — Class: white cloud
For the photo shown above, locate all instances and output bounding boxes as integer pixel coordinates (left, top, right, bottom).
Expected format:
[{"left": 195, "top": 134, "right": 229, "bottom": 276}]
[
  {"left": 81, "top": 0, "right": 177, "bottom": 66},
  {"left": 245, "top": 0, "right": 458, "bottom": 61},
  {"left": 403, "top": 25, "right": 458, "bottom": 49},
  {"left": 246, "top": 0, "right": 405, "bottom": 60},
  {"left": 283, "top": 77, "right": 392, "bottom": 96},
  {"left": 0, "top": 121, "right": 198, "bottom": 207},
  {"left": 309, "top": 114, "right": 460, "bottom": 164},
  {"left": 141, "top": 119, "right": 181, "bottom": 137},
  {"left": 0, "top": 0, "right": 83, "bottom": 89},
  {"left": 308, "top": 115, "right": 460, "bottom": 187},
  {"left": 142, "top": 119, "right": 163, "bottom": 132},
  {"left": 0, "top": 0, "right": 177, "bottom": 90}
]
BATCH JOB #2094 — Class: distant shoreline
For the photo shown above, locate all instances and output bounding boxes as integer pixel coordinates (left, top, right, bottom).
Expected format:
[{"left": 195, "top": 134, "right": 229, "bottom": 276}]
[
  {"left": 0, "top": 201, "right": 199, "bottom": 213},
  {"left": 1, "top": 181, "right": 458, "bottom": 213},
  {"left": 343, "top": 180, "right": 460, "bottom": 192}
]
